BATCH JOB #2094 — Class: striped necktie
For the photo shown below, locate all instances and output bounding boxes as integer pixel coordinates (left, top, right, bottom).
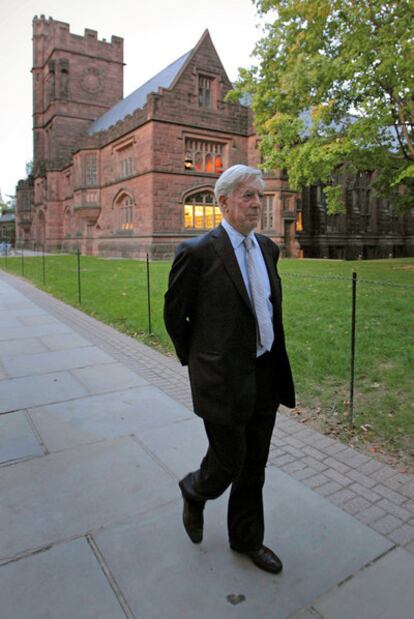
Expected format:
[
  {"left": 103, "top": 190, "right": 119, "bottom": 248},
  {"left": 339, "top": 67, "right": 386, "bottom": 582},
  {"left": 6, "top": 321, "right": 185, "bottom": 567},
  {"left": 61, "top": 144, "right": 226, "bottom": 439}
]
[{"left": 243, "top": 236, "right": 274, "bottom": 352}]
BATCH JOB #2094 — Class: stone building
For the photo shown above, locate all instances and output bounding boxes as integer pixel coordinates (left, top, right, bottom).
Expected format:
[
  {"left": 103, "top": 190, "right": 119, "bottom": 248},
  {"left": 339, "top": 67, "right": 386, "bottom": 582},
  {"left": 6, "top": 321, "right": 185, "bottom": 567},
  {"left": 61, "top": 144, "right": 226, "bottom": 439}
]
[
  {"left": 299, "top": 174, "right": 414, "bottom": 260},
  {"left": 15, "top": 16, "right": 298, "bottom": 259},
  {"left": 15, "top": 16, "right": 413, "bottom": 259}
]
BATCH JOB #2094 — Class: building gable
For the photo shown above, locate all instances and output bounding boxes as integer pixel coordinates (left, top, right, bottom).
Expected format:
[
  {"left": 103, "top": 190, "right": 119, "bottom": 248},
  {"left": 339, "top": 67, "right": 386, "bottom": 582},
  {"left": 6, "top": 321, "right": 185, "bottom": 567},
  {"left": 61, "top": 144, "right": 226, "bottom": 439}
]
[
  {"left": 88, "top": 29, "right": 241, "bottom": 138},
  {"left": 88, "top": 49, "right": 192, "bottom": 135}
]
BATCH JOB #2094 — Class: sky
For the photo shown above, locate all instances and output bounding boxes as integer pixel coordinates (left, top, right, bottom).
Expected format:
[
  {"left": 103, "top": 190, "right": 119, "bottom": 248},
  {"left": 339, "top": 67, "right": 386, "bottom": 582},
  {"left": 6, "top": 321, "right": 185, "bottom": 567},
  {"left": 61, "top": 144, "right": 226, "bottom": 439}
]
[{"left": 0, "top": 0, "right": 265, "bottom": 201}]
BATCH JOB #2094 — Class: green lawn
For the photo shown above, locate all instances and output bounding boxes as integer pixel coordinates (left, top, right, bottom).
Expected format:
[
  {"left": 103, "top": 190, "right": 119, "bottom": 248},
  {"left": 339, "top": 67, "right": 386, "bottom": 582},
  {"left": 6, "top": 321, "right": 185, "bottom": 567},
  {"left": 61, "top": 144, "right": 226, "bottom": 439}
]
[{"left": 2, "top": 252, "right": 413, "bottom": 463}]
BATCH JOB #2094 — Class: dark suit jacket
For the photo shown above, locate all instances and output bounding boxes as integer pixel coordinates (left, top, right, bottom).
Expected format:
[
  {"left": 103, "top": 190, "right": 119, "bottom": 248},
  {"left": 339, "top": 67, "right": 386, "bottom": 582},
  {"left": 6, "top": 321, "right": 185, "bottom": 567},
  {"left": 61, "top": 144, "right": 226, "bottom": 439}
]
[{"left": 164, "top": 224, "right": 295, "bottom": 425}]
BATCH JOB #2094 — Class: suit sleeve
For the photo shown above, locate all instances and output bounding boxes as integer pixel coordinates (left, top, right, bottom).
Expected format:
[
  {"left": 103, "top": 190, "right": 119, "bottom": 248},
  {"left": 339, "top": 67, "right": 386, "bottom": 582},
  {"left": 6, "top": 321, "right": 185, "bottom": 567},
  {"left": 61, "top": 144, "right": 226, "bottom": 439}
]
[{"left": 163, "top": 243, "right": 200, "bottom": 366}]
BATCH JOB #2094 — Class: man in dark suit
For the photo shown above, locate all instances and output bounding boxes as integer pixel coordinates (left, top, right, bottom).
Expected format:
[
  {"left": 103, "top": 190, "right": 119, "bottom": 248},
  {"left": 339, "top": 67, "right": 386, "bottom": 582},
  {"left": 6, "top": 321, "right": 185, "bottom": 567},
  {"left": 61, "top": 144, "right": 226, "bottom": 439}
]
[{"left": 164, "top": 165, "right": 295, "bottom": 573}]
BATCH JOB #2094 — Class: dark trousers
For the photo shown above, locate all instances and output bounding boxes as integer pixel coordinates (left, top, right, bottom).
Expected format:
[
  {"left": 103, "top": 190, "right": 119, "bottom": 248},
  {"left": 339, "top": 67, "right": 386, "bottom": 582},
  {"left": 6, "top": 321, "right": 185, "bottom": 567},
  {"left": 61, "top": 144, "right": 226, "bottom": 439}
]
[{"left": 179, "top": 352, "right": 278, "bottom": 552}]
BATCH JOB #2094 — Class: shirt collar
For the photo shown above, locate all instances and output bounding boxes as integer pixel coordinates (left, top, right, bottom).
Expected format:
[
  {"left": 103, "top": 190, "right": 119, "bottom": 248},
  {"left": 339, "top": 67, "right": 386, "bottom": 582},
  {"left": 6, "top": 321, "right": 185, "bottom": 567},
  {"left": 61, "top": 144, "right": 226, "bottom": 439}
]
[{"left": 221, "top": 218, "right": 258, "bottom": 249}]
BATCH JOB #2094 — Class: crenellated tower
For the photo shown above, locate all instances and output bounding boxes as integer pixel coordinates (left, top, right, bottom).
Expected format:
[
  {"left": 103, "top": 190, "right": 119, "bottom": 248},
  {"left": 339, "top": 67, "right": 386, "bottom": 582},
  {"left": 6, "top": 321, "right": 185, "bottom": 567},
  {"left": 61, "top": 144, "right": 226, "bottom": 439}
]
[{"left": 32, "top": 15, "right": 124, "bottom": 174}]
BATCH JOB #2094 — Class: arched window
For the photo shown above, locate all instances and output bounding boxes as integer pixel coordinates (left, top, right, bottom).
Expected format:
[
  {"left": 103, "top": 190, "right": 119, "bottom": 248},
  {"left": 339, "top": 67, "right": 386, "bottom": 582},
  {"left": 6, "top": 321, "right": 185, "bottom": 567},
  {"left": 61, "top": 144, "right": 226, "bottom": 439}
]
[
  {"left": 184, "top": 190, "right": 222, "bottom": 230},
  {"left": 194, "top": 153, "right": 203, "bottom": 172},
  {"left": 205, "top": 154, "right": 213, "bottom": 174},
  {"left": 115, "top": 193, "right": 134, "bottom": 230}
]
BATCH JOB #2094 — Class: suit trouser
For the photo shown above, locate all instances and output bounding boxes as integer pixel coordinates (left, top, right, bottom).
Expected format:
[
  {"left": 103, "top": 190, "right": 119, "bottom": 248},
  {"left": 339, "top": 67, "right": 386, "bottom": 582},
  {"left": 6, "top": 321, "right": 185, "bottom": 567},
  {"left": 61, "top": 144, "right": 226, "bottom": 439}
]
[{"left": 179, "top": 352, "right": 278, "bottom": 552}]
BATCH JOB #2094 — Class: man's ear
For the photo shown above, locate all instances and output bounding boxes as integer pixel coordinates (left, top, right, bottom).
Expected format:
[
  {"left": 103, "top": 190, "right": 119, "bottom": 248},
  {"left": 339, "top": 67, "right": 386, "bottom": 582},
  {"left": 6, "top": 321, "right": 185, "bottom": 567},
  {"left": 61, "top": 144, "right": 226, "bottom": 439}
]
[{"left": 219, "top": 195, "right": 227, "bottom": 212}]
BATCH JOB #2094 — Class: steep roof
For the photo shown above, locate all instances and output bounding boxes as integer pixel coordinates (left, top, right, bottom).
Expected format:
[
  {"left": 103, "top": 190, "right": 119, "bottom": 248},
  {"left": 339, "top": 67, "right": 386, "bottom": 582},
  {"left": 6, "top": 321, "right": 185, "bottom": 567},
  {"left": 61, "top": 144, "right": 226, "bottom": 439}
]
[{"left": 88, "top": 49, "right": 192, "bottom": 135}]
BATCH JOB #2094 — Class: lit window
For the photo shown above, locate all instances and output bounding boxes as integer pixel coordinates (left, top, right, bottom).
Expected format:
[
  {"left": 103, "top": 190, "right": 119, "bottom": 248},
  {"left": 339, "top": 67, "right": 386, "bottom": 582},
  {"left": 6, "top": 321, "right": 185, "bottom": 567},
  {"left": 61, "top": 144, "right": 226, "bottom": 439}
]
[
  {"left": 184, "top": 138, "right": 225, "bottom": 174},
  {"left": 215, "top": 154, "right": 223, "bottom": 174},
  {"left": 184, "top": 191, "right": 222, "bottom": 229},
  {"left": 296, "top": 198, "right": 303, "bottom": 232},
  {"left": 195, "top": 152, "right": 203, "bottom": 172},
  {"left": 261, "top": 194, "right": 274, "bottom": 230},
  {"left": 198, "top": 75, "right": 213, "bottom": 108},
  {"left": 296, "top": 211, "right": 303, "bottom": 232},
  {"left": 205, "top": 154, "right": 213, "bottom": 173},
  {"left": 119, "top": 195, "right": 134, "bottom": 230}
]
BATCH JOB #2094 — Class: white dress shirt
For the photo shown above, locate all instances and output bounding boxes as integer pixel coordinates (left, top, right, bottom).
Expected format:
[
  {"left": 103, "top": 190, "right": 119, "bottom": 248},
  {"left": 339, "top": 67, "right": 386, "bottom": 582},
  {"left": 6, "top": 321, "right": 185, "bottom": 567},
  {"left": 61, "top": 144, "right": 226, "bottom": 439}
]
[{"left": 221, "top": 218, "right": 274, "bottom": 356}]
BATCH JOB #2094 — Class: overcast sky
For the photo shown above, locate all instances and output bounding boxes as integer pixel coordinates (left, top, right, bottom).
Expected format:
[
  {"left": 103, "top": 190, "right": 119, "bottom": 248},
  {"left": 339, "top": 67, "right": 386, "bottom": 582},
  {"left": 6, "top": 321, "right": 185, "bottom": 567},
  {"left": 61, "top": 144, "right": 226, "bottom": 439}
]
[{"left": 0, "top": 0, "right": 265, "bottom": 201}]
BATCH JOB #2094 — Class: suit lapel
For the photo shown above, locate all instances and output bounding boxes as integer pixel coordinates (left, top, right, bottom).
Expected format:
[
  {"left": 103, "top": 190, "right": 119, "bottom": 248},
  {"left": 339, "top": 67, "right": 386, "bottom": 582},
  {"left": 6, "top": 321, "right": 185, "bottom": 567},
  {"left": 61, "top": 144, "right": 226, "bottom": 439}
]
[
  {"left": 212, "top": 225, "right": 253, "bottom": 312},
  {"left": 256, "top": 235, "right": 281, "bottom": 309}
]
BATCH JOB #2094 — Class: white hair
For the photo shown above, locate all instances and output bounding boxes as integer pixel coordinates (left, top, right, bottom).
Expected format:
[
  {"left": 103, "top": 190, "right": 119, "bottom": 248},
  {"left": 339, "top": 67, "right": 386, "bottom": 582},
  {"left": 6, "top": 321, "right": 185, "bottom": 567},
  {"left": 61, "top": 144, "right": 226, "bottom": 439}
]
[{"left": 214, "top": 165, "right": 264, "bottom": 202}]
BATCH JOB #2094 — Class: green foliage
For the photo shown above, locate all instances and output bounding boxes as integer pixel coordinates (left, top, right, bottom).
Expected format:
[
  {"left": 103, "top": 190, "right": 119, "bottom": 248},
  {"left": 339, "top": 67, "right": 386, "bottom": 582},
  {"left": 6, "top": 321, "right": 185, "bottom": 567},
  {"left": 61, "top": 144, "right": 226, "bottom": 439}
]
[
  {"left": 232, "top": 0, "right": 414, "bottom": 211},
  {"left": 25, "top": 160, "right": 33, "bottom": 177}
]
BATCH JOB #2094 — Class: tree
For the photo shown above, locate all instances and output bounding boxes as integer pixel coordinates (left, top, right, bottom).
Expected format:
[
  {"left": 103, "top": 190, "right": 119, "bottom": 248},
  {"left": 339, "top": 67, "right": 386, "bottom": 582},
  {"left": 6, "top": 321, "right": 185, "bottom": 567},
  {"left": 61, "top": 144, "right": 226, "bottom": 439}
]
[
  {"left": 25, "top": 160, "right": 33, "bottom": 177},
  {"left": 231, "top": 0, "right": 414, "bottom": 212}
]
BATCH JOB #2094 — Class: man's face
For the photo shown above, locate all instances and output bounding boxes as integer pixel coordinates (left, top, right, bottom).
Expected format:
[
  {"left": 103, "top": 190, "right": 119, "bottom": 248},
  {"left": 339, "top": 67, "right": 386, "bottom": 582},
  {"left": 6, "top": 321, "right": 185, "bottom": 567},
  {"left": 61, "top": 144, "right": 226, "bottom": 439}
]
[{"left": 219, "top": 179, "right": 264, "bottom": 236}]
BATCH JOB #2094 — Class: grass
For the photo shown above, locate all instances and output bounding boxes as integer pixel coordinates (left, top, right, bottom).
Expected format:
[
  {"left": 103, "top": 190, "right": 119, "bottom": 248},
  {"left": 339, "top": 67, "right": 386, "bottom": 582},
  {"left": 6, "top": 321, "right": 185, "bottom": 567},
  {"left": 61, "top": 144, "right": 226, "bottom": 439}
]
[{"left": 2, "top": 251, "right": 414, "bottom": 467}]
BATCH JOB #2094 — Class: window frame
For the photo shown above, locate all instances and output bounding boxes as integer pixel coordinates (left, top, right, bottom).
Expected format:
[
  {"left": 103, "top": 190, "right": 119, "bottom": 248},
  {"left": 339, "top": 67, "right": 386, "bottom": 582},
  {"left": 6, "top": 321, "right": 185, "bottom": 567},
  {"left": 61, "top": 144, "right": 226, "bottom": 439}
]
[
  {"left": 198, "top": 74, "right": 215, "bottom": 109},
  {"left": 84, "top": 154, "right": 97, "bottom": 186},
  {"left": 261, "top": 194, "right": 275, "bottom": 230},
  {"left": 115, "top": 193, "right": 134, "bottom": 231},
  {"left": 183, "top": 190, "right": 222, "bottom": 230},
  {"left": 184, "top": 137, "right": 225, "bottom": 174}
]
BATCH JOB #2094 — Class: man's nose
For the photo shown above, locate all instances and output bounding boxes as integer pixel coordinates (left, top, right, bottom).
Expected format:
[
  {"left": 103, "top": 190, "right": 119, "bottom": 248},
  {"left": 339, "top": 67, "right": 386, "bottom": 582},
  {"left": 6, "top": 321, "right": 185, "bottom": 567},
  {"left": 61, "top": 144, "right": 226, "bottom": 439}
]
[{"left": 252, "top": 193, "right": 262, "bottom": 206}]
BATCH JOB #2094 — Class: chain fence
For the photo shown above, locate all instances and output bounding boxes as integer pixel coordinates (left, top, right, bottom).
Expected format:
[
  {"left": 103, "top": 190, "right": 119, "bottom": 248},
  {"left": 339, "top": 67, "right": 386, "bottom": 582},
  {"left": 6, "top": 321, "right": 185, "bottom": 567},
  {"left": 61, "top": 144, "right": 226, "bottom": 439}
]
[{"left": 1, "top": 244, "right": 413, "bottom": 441}]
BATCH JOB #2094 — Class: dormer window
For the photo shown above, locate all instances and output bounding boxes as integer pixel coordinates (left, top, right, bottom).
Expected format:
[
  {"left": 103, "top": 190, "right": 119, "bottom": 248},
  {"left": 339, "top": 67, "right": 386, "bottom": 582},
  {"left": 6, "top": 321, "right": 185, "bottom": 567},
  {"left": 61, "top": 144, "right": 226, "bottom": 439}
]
[{"left": 198, "top": 75, "right": 213, "bottom": 108}]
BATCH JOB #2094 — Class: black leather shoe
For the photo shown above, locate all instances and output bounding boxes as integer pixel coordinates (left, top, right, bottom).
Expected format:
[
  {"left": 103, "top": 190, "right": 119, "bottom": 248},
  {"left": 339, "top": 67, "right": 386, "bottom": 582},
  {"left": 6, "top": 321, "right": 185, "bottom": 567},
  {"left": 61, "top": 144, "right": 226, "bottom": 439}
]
[
  {"left": 232, "top": 545, "right": 283, "bottom": 574},
  {"left": 182, "top": 497, "right": 204, "bottom": 544}
]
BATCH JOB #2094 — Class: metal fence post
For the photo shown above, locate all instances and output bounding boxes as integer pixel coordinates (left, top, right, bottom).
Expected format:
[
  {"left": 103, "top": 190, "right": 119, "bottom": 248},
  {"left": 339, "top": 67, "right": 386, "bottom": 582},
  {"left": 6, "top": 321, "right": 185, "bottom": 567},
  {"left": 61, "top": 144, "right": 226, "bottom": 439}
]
[
  {"left": 77, "top": 248, "right": 82, "bottom": 304},
  {"left": 146, "top": 253, "right": 152, "bottom": 335},
  {"left": 21, "top": 245, "right": 25, "bottom": 276},
  {"left": 42, "top": 244, "right": 46, "bottom": 285},
  {"left": 349, "top": 271, "right": 357, "bottom": 427}
]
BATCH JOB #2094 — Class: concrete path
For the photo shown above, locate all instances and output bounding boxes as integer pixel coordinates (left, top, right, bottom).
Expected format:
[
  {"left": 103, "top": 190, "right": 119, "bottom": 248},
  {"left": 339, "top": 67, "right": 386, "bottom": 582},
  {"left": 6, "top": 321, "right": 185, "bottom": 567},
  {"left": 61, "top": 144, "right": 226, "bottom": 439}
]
[{"left": 1, "top": 270, "right": 414, "bottom": 618}]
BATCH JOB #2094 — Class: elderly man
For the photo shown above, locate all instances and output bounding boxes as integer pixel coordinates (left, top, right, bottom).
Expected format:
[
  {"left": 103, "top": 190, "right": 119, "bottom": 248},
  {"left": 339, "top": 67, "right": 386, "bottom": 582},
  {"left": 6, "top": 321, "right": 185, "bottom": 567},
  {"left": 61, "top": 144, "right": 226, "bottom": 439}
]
[{"left": 164, "top": 164, "right": 295, "bottom": 573}]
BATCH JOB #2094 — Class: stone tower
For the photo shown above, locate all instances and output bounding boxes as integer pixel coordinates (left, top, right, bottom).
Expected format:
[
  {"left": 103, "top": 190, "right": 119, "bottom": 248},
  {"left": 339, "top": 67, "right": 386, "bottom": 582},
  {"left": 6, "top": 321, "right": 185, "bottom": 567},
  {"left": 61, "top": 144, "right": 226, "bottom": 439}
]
[{"left": 32, "top": 15, "right": 124, "bottom": 174}]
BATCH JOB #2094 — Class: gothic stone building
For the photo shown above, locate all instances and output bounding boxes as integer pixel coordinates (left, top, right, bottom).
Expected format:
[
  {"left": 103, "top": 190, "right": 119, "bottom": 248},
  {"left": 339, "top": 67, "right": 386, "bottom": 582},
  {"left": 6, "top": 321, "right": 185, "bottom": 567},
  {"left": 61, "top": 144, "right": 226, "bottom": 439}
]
[{"left": 15, "top": 16, "right": 414, "bottom": 259}]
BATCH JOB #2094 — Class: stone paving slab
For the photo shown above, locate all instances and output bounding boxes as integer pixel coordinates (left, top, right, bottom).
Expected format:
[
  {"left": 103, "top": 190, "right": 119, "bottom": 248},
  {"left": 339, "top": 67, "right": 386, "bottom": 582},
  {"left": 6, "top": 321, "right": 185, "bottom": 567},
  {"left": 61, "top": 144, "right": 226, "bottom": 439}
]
[
  {"left": 0, "top": 300, "right": 33, "bottom": 310},
  {"left": 39, "top": 332, "right": 91, "bottom": 350},
  {"left": 71, "top": 361, "right": 148, "bottom": 394},
  {"left": 18, "top": 313, "right": 57, "bottom": 326},
  {"left": 0, "top": 316, "right": 24, "bottom": 329},
  {"left": 136, "top": 416, "right": 210, "bottom": 478},
  {"left": 94, "top": 468, "right": 392, "bottom": 619},
  {"left": 0, "top": 307, "right": 45, "bottom": 318},
  {"left": 0, "top": 370, "right": 90, "bottom": 413},
  {"left": 0, "top": 321, "right": 72, "bottom": 341},
  {"left": 290, "top": 612, "right": 318, "bottom": 619},
  {"left": 0, "top": 435, "right": 176, "bottom": 562},
  {"left": 0, "top": 410, "right": 44, "bottom": 464},
  {"left": 0, "top": 336, "right": 48, "bottom": 356},
  {"left": 311, "top": 547, "right": 414, "bottom": 619},
  {"left": 0, "top": 346, "right": 115, "bottom": 378},
  {"left": 0, "top": 537, "right": 126, "bottom": 619},
  {"left": 28, "top": 385, "right": 193, "bottom": 453}
]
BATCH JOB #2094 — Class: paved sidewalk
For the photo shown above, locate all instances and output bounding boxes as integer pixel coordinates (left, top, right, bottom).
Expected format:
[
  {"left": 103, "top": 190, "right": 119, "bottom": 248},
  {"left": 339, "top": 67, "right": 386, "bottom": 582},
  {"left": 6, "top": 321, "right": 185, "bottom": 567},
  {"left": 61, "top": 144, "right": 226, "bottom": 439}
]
[{"left": 1, "top": 270, "right": 413, "bottom": 618}]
